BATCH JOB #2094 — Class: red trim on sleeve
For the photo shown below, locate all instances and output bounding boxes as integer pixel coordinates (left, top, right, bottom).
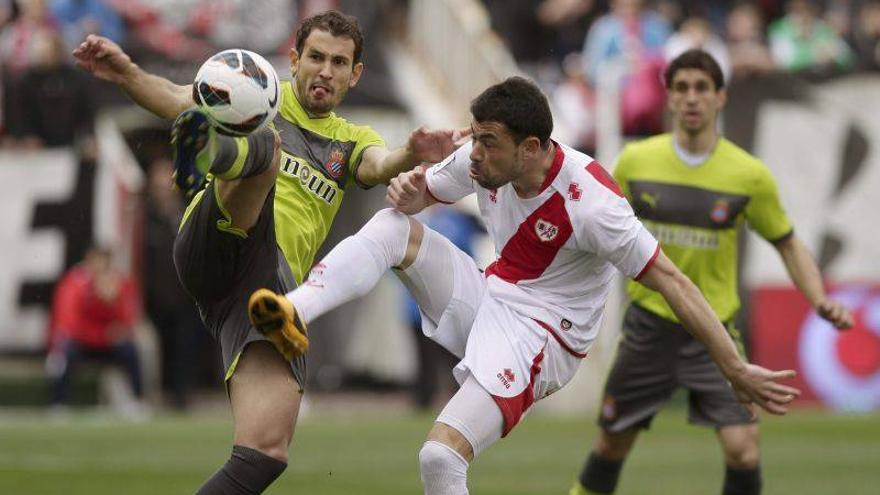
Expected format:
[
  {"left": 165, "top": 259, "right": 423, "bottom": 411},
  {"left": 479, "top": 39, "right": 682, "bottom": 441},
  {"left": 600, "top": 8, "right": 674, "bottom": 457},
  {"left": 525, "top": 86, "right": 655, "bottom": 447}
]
[
  {"left": 586, "top": 161, "right": 624, "bottom": 197},
  {"left": 424, "top": 182, "right": 453, "bottom": 205},
  {"left": 491, "top": 349, "right": 545, "bottom": 437},
  {"left": 532, "top": 319, "right": 588, "bottom": 358},
  {"left": 634, "top": 243, "right": 661, "bottom": 281}
]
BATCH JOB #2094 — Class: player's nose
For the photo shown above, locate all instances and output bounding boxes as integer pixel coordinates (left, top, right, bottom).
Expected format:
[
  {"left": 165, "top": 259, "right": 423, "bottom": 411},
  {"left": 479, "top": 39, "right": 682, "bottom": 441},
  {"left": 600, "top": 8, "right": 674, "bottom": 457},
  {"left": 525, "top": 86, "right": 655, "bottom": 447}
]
[{"left": 469, "top": 146, "right": 484, "bottom": 163}]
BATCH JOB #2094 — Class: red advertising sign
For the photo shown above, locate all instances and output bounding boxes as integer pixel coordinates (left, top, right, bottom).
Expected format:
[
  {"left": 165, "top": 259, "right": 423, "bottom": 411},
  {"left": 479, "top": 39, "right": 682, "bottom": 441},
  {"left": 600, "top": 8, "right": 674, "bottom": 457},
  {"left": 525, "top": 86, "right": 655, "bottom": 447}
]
[{"left": 750, "top": 285, "right": 880, "bottom": 411}]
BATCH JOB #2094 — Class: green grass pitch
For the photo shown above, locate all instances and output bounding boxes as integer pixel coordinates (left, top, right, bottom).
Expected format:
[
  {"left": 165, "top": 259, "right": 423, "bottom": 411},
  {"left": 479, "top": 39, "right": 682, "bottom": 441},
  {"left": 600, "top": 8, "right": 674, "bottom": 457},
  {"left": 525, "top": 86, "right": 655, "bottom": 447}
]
[{"left": 0, "top": 407, "right": 877, "bottom": 494}]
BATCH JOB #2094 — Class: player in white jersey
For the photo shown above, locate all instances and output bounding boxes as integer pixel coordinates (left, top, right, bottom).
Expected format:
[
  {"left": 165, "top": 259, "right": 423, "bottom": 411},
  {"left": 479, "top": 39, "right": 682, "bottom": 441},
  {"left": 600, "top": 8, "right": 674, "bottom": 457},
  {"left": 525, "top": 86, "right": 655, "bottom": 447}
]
[{"left": 248, "top": 77, "right": 801, "bottom": 494}]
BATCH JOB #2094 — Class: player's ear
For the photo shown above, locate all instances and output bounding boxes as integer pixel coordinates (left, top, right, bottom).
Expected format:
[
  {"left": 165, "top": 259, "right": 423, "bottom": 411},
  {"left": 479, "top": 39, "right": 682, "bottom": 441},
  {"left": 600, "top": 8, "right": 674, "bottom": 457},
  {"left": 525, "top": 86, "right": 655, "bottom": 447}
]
[
  {"left": 665, "top": 85, "right": 675, "bottom": 112},
  {"left": 349, "top": 62, "right": 364, "bottom": 88},
  {"left": 717, "top": 87, "right": 728, "bottom": 110},
  {"left": 288, "top": 47, "right": 300, "bottom": 75},
  {"left": 522, "top": 136, "right": 542, "bottom": 158}
]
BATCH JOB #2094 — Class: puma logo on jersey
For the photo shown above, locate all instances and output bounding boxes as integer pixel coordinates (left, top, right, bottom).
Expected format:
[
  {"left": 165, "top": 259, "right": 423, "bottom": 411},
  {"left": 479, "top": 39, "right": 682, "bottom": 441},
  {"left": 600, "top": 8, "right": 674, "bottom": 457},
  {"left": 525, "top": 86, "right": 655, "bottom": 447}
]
[
  {"left": 535, "top": 219, "right": 559, "bottom": 242},
  {"left": 640, "top": 192, "right": 659, "bottom": 209}
]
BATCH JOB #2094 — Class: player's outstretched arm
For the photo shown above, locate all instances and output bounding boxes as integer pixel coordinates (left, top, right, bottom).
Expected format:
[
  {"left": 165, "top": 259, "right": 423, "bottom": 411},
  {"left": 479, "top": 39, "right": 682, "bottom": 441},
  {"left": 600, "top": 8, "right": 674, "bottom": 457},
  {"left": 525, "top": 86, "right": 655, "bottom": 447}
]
[
  {"left": 73, "top": 35, "right": 193, "bottom": 119},
  {"left": 386, "top": 167, "right": 436, "bottom": 215},
  {"left": 773, "top": 235, "right": 854, "bottom": 329},
  {"left": 357, "top": 126, "right": 471, "bottom": 186},
  {"left": 638, "top": 251, "right": 801, "bottom": 415}
]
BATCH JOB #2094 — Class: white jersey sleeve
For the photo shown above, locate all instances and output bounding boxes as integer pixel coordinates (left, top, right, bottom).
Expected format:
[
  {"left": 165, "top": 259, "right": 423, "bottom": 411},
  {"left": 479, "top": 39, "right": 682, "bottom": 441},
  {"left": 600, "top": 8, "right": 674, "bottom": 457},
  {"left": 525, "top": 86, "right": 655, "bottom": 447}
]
[
  {"left": 578, "top": 193, "right": 659, "bottom": 279},
  {"left": 424, "top": 141, "right": 475, "bottom": 204}
]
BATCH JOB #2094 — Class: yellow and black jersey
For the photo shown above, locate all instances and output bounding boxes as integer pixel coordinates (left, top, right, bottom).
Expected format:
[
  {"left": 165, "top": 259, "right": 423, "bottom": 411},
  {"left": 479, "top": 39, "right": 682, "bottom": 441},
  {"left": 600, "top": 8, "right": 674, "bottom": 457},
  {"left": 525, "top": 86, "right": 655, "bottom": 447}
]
[
  {"left": 614, "top": 133, "right": 792, "bottom": 323},
  {"left": 182, "top": 80, "right": 384, "bottom": 285}
]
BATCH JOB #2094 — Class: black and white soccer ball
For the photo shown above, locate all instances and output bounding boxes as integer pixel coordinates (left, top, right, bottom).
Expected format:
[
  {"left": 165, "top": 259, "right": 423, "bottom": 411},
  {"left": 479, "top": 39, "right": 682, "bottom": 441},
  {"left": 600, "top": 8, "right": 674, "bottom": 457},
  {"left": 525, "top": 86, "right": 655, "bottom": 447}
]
[{"left": 193, "top": 49, "right": 281, "bottom": 136}]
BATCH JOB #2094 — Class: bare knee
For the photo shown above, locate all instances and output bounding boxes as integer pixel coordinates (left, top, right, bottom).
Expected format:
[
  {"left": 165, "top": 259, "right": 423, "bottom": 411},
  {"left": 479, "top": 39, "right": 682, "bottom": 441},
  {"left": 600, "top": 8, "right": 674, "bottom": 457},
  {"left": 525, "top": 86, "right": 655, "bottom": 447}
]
[
  {"left": 594, "top": 428, "right": 639, "bottom": 461},
  {"left": 235, "top": 420, "right": 294, "bottom": 462},
  {"left": 718, "top": 424, "right": 761, "bottom": 468}
]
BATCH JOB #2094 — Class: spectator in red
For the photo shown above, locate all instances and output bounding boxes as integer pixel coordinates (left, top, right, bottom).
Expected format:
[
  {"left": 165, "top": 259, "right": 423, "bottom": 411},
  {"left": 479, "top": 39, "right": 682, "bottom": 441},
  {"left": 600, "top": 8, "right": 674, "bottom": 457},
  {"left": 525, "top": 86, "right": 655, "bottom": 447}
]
[{"left": 47, "top": 246, "right": 143, "bottom": 408}]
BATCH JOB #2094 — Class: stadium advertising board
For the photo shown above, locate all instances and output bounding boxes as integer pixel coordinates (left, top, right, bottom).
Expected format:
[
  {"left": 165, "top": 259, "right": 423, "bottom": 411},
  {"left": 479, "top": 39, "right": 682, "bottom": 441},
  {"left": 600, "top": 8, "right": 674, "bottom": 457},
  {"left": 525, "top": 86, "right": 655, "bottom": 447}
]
[
  {"left": 751, "top": 286, "right": 880, "bottom": 411},
  {"left": 726, "top": 73, "right": 880, "bottom": 410},
  {"left": 0, "top": 118, "right": 142, "bottom": 353}
]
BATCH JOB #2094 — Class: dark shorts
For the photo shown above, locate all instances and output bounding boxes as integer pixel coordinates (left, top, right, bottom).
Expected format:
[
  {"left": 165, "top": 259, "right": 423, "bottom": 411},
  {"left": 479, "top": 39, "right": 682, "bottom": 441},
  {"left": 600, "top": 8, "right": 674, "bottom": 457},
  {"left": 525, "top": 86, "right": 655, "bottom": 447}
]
[
  {"left": 173, "top": 182, "right": 306, "bottom": 388},
  {"left": 598, "top": 304, "right": 754, "bottom": 432}
]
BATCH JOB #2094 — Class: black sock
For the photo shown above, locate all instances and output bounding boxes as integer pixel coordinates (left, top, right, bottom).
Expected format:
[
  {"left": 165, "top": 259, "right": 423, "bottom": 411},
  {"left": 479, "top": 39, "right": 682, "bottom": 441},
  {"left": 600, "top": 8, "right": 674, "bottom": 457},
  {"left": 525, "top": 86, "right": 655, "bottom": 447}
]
[
  {"left": 195, "top": 445, "right": 287, "bottom": 495},
  {"left": 579, "top": 452, "right": 624, "bottom": 494},
  {"left": 211, "top": 128, "right": 275, "bottom": 180},
  {"left": 723, "top": 465, "right": 762, "bottom": 495}
]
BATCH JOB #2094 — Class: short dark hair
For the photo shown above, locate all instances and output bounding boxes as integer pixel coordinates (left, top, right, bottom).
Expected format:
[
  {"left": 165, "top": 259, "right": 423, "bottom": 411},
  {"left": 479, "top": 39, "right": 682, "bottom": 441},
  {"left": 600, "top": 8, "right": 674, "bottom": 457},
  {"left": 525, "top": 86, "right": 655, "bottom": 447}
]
[
  {"left": 295, "top": 10, "right": 364, "bottom": 64},
  {"left": 664, "top": 49, "right": 725, "bottom": 90},
  {"left": 470, "top": 76, "right": 553, "bottom": 145}
]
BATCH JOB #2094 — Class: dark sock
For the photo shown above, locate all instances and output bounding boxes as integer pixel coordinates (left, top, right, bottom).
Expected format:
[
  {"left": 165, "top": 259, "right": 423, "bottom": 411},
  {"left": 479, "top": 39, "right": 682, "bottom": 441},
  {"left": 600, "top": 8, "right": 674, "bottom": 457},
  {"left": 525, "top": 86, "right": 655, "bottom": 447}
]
[
  {"left": 195, "top": 445, "right": 287, "bottom": 495},
  {"left": 579, "top": 452, "right": 624, "bottom": 494},
  {"left": 211, "top": 128, "right": 275, "bottom": 180},
  {"left": 723, "top": 465, "right": 762, "bottom": 495}
]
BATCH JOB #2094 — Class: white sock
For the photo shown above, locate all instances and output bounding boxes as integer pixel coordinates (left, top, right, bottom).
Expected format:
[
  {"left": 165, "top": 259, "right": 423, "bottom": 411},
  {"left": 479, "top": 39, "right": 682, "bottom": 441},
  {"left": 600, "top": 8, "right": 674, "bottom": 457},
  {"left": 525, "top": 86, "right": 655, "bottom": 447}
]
[
  {"left": 287, "top": 209, "right": 409, "bottom": 324},
  {"left": 419, "top": 440, "right": 469, "bottom": 495}
]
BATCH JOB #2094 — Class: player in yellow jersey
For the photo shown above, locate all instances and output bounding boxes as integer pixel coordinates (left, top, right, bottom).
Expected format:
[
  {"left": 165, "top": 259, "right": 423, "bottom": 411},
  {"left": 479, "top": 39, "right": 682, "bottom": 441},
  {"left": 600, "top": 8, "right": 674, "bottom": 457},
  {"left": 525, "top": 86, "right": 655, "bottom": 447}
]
[
  {"left": 74, "top": 11, "right": 466, "bottom": 494},
  {"left": 569, "top": 50, "right": 853, "bottom": 495}
]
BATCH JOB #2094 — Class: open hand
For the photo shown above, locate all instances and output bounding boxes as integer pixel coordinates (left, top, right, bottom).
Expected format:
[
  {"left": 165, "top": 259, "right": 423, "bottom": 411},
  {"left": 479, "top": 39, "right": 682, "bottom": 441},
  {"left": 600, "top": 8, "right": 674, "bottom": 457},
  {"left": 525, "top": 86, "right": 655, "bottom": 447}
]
[
  {"left": 406, "top": 126, "right": 471, "bottom": 164},
  {"left": 72, "top": 34, "right": 136, "bottom": 84},
  {"left": 729, "top": 363, "right": 801, "bottom": 415}
]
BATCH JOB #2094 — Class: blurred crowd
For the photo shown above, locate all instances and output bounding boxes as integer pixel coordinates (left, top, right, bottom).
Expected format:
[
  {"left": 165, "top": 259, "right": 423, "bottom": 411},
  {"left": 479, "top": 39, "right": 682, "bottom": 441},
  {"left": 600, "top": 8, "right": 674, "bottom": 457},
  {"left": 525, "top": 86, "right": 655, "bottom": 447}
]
[
  {"left": 3, "top": 0, "right": 877, "bottom": 411},
  {"left": 483, "top": 0, "right": 880, "bottom": 151},
  {"left": 0, "top": 0, "right": 342, "bottom": 151},
  {"left": 0, "top": 0, "right": 335, "bottom": 411}
]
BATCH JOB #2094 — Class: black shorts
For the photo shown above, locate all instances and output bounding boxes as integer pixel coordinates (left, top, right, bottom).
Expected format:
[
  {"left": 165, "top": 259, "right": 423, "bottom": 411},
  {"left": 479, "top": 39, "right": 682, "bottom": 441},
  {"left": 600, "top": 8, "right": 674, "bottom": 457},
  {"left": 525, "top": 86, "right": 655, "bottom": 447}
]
[
  {"left": 173, "top": 182, "right": 305, "bottom": 388},
  {"left": 598, "top": 304, "right": 754, "bottom": 432}
]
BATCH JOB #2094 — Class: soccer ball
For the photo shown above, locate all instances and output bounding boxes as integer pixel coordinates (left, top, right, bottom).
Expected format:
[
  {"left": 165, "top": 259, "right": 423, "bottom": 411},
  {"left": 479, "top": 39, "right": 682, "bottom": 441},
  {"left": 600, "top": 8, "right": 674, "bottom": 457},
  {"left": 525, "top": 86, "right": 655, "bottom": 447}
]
[{"left": 192, "top": 49, "right": 281, "bottom": 136}]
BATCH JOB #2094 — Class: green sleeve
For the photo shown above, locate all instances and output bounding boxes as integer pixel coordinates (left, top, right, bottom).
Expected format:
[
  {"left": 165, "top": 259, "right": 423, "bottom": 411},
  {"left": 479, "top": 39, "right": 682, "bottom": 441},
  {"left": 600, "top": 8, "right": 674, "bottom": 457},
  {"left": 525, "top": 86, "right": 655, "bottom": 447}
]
[
  {"left": 744, "top": 164, "right": 793, "bottom": 242},
  {"left": 349, "top": 125, "right": 386, "bottom": 189}
]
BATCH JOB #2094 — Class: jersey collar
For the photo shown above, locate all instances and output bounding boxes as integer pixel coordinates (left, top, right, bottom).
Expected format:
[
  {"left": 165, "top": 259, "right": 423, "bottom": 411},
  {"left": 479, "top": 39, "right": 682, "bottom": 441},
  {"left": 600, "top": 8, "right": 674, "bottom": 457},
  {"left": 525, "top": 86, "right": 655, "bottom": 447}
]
[{"left": 538, "top": 141, "right": 565, "bottom": 194}]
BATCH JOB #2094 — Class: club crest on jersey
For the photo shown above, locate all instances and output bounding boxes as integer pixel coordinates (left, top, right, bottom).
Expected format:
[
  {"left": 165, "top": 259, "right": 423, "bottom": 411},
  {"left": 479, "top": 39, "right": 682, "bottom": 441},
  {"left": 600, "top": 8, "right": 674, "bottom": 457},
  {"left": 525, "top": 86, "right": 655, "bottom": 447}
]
[
  {"left": 710, "top": 199, "right": 730, "bottom": 224},
  {"left": 535, "top": 218, "right": 559, "bottom": 242},
  {"left": 324, "top": 148, "right": 346, "bottom": 179}
]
